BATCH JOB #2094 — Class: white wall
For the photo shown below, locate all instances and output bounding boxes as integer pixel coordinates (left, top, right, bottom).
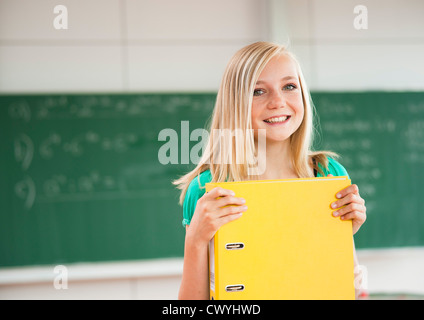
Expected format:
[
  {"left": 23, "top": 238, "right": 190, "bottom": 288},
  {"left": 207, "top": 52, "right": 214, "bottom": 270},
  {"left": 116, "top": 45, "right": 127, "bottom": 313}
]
[
  {"left": 0, "top": 259, "right": 183, "bottom": 300},
  {"left": 1, "top": 0, "right": 423, "bottom": 299},
  {"left": 1, "top": 0, "right": 423, "bottom": 93},
  {"left": 0, "top": 0, "right": 268, "bottom": 92},
  {"left": 271, "top": 0, "right": 424, "bottom": 90}
]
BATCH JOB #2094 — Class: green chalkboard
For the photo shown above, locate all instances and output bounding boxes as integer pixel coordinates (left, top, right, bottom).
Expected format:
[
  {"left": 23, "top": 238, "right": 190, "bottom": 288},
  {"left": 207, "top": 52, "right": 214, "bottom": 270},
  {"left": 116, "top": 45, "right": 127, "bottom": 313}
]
[
  {"left": 1, "top": 92, "right": 423, "bottom": 267},
  {"left": 0, "top": 93, "right": 215, "bottom": 268},
  {"left": 312, "top": 92, "right": 424, "bottom": 249}
]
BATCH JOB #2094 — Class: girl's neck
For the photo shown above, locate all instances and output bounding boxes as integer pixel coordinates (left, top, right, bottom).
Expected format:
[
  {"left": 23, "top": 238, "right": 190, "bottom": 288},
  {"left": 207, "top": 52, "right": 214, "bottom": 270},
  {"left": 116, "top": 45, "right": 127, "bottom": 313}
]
[{"left": 255, "top": 139, "right": 298, "bottom": 180}]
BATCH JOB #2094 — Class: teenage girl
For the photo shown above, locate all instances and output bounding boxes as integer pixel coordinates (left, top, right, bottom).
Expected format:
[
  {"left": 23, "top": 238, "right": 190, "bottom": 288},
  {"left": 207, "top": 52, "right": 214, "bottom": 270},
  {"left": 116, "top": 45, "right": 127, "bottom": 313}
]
[{"left": 174, "top": 42, "right": 367, "bottom": 300}]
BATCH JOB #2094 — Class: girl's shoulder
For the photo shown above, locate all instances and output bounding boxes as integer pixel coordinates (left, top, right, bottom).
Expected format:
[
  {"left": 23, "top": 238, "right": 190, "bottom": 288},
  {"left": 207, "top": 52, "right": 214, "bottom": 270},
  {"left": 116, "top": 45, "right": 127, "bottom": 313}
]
[
  {"left": 186, "top": 169, "right": 212, "bottom": 196},
  {"left": 182, "top": 169, "right": 212, "bottom": 227},
  {"left": 317, "top": 157, "right": 350, "bottom": 178}
]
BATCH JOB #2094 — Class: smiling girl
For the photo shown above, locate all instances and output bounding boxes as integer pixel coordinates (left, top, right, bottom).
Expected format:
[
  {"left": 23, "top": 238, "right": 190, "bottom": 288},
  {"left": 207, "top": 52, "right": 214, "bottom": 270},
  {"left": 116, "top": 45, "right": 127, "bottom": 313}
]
[{"left": 174, "top": 41, "right": 366, "bottom": 300}]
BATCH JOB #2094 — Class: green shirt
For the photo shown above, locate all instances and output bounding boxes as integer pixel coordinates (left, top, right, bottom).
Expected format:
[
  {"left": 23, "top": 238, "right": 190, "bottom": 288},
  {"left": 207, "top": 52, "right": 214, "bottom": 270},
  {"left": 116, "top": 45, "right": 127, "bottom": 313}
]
[{"left": 182, "top": 157, "right": 349, "bottom": 227}]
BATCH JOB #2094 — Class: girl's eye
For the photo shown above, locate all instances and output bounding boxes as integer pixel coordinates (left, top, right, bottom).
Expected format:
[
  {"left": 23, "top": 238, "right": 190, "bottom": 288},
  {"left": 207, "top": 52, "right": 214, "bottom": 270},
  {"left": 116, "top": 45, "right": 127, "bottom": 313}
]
[
  {"left": 253, "top": 89, "right": 265, "bottom": 96},
  {"left": 283, "top": 84, "right": 297, "bottom": 91}
]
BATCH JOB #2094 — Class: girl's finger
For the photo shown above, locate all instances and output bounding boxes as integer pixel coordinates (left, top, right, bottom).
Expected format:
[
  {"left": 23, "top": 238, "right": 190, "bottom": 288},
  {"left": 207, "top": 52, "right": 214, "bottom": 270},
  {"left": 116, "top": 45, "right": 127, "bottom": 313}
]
[
  {"left": 339, "top": 210, "right": 366, "bottom": 222},
  {"left": 333, "top": 202, "right": 364, "bottom": 217},
  {"left": 331, "top": 192, "right": 363, "bottom": 209},
  {"left": 215, "top": 195, "right": 246, "bottom": 208},
  {"left": 219, "top": 205, "right": 248, "bottom": 218},
  {"left": 216, "top": 211, "right": 244, "bottom": 228},
  {"left": 205, "top": 187, "right": 235, "bottom": 200},
  {"left": 335, "top": 184, "right": 360, "bottom": 199}
]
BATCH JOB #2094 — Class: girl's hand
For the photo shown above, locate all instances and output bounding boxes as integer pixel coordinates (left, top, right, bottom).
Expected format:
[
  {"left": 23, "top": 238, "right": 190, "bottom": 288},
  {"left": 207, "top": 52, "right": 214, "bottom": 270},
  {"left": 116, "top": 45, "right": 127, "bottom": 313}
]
[
  {"left": 187, "top": 187, "right": 247, "bottom": 245},
  {"left": 328, "top": 175, "right": 367, "bottom": 235}
]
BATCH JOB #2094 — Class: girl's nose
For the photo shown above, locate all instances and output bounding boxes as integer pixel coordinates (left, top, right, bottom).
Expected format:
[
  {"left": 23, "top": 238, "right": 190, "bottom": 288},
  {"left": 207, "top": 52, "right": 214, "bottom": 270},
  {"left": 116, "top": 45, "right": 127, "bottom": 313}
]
[{"left": 268, "top": 91, "right": 287, "bottom": 109}]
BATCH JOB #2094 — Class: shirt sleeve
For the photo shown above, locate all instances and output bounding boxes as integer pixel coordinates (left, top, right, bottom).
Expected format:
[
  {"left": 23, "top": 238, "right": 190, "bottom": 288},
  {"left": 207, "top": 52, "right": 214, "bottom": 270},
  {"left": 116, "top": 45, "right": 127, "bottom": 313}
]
[
  {"left": 326, "top": 157, "right": 350, "bottom": 178},
  {"left": 182, "top": 175, "right": 207, "bottom": 227}
]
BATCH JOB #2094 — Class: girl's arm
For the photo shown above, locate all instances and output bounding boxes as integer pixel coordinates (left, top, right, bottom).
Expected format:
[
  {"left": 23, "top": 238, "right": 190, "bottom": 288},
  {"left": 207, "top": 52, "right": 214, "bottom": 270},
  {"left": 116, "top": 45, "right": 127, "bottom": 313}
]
[
  {"left": 327, "top": 174, "right": 367, "bottom": 299},
  {"left": 353, "top": 240, "right": 366, "bottom": 299},
  {"left": 178, "top": 187, "right": 247, "bottom": 300},
  {"left": 178, "top": 226, "right": 209, "bottom": 299}
]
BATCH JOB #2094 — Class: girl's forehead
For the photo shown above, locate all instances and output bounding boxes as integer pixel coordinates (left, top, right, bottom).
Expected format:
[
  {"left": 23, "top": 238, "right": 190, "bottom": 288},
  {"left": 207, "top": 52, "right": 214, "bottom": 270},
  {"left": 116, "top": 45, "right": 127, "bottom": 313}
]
[{"left": 258, "top": 54, "right": 298, "bottom": 81}]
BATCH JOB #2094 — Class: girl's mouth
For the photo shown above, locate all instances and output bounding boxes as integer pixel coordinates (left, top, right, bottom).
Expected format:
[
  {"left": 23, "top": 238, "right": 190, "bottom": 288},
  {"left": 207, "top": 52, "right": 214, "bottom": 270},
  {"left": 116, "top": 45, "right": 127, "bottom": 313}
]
[{"left": 263, "top": 115, "right": 291, "bottom": 124}]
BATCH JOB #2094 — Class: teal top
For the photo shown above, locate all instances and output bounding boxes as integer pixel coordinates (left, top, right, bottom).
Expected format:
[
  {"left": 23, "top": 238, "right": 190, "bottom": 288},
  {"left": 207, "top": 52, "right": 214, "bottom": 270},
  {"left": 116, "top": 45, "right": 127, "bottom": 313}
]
[{"left": 181, "top": 157, "right": 349, "bottom": 227}]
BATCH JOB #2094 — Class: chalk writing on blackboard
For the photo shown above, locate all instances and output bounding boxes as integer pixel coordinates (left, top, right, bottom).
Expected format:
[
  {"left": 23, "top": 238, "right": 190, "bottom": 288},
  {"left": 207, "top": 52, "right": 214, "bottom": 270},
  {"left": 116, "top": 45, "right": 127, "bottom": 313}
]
[
  {"left": 14, "top": 176, "right": 36, "bottom": 210},
  {"left": 9, "top": 100, "right": 31, "bottom": 122},
  {"left": 14, "top": 134, "right": 34, "bottom": 171},
  {"left": 39, "top": 131, "right": 139, "bottom": 159}
]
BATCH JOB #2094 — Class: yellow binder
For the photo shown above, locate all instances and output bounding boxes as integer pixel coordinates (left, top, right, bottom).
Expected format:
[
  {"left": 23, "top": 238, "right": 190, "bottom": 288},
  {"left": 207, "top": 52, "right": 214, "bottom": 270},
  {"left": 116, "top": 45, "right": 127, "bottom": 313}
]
[{"left": 206, "top": 176, "right": 355, "bottom": 300}]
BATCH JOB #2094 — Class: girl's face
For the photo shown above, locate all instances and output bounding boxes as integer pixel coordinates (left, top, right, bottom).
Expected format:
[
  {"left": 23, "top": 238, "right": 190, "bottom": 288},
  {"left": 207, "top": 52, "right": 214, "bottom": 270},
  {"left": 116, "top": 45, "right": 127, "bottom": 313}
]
[{"left": 251, "top": 54, "right": 304, "bottom": 144}]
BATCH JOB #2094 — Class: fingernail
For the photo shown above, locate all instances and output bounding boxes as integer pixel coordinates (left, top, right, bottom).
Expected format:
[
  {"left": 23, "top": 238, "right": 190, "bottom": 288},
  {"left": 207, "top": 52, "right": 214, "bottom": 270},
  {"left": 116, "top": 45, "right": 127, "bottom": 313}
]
[
  {"left": 241, "top": 198, "right": 246, "bottom": 204},
  {"left": 242, "top": 206, "right": 248, "bottom": 211},
  {"left": 336, "top": 193, "right": 342, "bottom": 199},
  {"left": 333, "top": 211, "right": 339, "bottom": 217},
  {"left": 331, "top": 202, "right": 337, "bottom": 209}
]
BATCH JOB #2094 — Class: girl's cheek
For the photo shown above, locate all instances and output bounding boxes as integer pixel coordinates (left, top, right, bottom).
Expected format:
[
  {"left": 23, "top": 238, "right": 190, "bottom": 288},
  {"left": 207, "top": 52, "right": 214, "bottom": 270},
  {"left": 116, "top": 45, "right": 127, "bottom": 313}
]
[
  {"left": 286, "top": 92, "right": 303, "bottom": 104},
  {"left": 287, "top": 96, "right": 304, "bottom": 115}
]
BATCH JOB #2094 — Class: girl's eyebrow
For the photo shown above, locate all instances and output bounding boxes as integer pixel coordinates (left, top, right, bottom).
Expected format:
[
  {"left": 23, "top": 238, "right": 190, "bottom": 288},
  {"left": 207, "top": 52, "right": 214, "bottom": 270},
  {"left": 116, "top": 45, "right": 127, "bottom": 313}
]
[{"left": 255, "top": 76, "right": 297, "bottom": 85}]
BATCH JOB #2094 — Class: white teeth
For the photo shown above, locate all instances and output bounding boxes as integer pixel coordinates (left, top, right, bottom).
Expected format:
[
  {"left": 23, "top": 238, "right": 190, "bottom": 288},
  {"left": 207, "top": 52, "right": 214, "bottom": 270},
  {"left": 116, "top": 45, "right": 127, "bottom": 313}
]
[{"left": 264, "top": 116, "right": 288, "bottom": 123}]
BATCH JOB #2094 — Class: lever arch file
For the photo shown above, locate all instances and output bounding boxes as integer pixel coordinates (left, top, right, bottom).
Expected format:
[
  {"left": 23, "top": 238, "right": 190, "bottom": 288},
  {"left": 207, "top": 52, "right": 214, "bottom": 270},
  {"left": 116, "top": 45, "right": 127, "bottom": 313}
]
[{"left": 206, "top": 176, "right": 355, "bottom": 300}]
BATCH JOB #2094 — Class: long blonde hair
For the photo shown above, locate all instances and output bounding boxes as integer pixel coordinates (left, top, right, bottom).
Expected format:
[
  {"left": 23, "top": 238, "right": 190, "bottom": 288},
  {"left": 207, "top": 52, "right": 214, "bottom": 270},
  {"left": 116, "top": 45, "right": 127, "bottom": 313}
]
[{"left": 173, "top": 41, "right": 336, "bottom": 204}]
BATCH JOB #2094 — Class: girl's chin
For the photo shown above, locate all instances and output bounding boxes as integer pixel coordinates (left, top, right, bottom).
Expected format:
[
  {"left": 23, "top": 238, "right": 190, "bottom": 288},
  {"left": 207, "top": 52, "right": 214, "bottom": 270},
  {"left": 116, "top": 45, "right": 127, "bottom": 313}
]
[
  {"left": 266, "top": 137, "right": 292, "bottom": 144},
  {"left": 253, "top": 135, "right": 293, "bottom": 143}
]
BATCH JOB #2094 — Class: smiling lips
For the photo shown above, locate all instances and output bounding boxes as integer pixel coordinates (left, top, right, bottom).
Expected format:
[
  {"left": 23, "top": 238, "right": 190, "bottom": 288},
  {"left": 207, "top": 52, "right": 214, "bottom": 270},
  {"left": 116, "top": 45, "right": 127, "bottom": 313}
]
[{"left": 263, "top": 115, "right": 291, "bottom": 124}]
